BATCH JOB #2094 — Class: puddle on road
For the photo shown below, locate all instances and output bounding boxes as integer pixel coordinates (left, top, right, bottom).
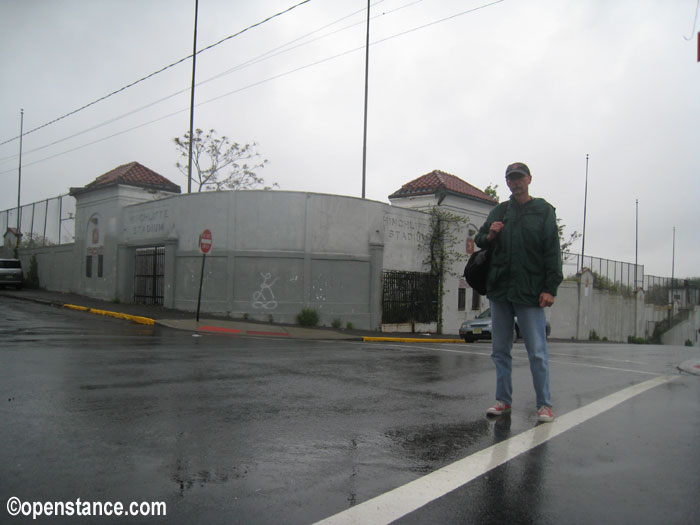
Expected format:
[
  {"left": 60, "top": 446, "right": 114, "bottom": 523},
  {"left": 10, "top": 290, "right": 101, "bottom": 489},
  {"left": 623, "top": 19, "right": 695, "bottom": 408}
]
[
  {"left": 386, "top": 419, "right": 490, "bottom": 471},
  {"left": 172, "top": 457, "right": 248, "bottom": 497}
]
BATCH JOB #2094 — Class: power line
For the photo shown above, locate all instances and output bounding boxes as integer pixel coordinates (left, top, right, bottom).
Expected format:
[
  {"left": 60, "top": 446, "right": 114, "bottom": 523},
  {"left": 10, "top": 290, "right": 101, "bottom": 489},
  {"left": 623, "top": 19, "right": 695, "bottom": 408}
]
[
  {"left": 372, "top": 0, "right": 504, "bottom": 45},
  {"left": 0, "top": 0, "right": 313, "bottom": 147},
  {"left": 206, "top": 0, "right": 388, "bottom": 83},
  {"left": 0, "top": 0, "right": 409, "bottom": 167},
  {"left": 0, "top": 89, "right": 186, "bottom": 165},
  {"left": 0, "top": 0, "right": 505, "bottom": 177},
  {"left": 0, "top": 109, "right": 188, "bottom": 174},
  {"left": 177, "top": 0, "right": 508, "bottom": 111}
]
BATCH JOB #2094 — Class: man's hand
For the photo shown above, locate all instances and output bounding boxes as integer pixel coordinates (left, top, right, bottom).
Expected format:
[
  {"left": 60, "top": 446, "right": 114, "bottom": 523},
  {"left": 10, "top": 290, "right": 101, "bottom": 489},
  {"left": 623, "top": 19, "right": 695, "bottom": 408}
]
[
  {"left": 486, "top": 221, "right": 505, "bottom": 241},
  {"left": 539, "top": 292, "right": 555, "bottom": 308}
]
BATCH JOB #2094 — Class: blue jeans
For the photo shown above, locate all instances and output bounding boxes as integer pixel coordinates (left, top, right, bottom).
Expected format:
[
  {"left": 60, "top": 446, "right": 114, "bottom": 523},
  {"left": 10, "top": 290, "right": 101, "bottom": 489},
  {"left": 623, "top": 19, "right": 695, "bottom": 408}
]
[{"left": 490, "top": 299, "right": 552, "bottom": 409}]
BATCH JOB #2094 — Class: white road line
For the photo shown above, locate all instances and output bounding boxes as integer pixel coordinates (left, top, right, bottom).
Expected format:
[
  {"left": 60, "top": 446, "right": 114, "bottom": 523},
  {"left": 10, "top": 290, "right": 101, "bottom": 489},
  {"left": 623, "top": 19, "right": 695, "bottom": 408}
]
[
  {"left": 357, "top": 340, "right": 650, "bottom": 366},
  {"left": 548, "top": 351, "right": 649, "bottom": 366},
  {"left": 547, "top": 358, "right": 660, "bottom": 376},
  {"left": 313, "top": 374, "right": 678, "bottom": 525},
  {"left": 371, "top": 343, "right": 659, "bottom": 376}
]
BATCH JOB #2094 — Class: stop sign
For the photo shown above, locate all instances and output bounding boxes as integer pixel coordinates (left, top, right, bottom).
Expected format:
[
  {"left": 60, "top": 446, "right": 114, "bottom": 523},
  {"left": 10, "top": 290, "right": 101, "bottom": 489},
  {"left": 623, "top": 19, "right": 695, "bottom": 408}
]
[{"left": 199, "top": 229, "right": 212, "bottom": 254}]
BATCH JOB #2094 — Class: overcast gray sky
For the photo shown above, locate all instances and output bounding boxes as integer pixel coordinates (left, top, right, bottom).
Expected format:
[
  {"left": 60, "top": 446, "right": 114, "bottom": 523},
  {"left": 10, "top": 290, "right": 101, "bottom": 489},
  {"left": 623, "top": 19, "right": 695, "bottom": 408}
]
[{"left": 1, "top": 0, "right": 698, "bottom": 279}]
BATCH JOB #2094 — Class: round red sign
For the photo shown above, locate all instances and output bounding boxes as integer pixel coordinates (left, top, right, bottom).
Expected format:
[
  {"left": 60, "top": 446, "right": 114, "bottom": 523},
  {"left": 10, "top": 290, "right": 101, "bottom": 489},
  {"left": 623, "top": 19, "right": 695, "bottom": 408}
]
[{"left": 199, "top": 229, "right": 212, "bottom": 254}]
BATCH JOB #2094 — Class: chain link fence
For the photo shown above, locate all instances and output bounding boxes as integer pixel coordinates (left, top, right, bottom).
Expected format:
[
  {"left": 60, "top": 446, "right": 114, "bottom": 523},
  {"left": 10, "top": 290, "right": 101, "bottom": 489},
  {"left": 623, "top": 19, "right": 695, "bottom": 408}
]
[
  {"left": 563, "top": 252, "right": 643, "bottom": 293},
  {"left": 645, "top": 275, "right": 700, "bottom": 307},
  {"left": 1, "top": 194, "right": 75, "bottom": 247},
  {"left": 563, "top": 252, "right": 698, "bottom": 306}
]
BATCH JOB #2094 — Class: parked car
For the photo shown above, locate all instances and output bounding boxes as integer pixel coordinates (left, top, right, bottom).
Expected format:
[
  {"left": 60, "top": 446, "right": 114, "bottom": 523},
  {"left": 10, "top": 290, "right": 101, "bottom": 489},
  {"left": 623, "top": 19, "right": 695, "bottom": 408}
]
[
  {"left": 459, "top": 307, "right": 551, "bottom": 343},
  {"left": 0, "top": 258, "right": 23, "bottom": 289}
]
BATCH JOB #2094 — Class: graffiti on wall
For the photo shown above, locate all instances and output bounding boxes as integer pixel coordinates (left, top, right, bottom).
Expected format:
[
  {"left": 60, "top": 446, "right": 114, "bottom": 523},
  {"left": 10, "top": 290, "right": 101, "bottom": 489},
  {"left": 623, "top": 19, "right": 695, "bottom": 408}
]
[{"left": 252, "top": 272, "right": 278, "bottom": 309}]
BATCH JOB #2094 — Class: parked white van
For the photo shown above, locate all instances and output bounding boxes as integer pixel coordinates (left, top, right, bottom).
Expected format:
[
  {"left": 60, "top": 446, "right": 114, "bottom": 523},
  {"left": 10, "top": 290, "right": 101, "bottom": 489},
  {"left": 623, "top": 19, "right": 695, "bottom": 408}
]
[{"left": 0, "top": 259, "right": 23, "bottom": 289}]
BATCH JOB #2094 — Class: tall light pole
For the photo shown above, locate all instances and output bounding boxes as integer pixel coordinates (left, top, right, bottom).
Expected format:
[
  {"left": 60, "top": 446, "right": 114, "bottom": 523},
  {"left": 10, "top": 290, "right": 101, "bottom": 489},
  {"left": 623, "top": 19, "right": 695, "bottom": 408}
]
[
  {"left": 580, "top": 153, "right": 589, "bottom": 272},
  {"left": 17, "top": 109, "right": 24, "bottom": 242},
  {"left": 635, "top": 199, "right": 639, "bottom": 289},
  {"left": 361, "top": 0, "right": 370, "bottom": 199},
  {"left": 671, "top": 226, "right": 676, "bottom": 320},
  {"left": 187, "top": 0, "right": 199, "bottom": 194}
]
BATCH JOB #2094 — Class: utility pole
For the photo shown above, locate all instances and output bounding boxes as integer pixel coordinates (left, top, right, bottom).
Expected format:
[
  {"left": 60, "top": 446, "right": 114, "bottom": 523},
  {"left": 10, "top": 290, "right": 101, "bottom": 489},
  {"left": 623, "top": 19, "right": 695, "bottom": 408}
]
[
  {"left": 670, "top": 226, "right": 676, "bottom": 323},
  {"left": 633, "top": 198, "right": 640, "bottom": 339},
  {"left": 580, "top": 153, "right": 589, "bottom": 272},
  {"left": 17, "top": 109, "right": 24, "bottom": 244},
  {"left": 187, "top": 0, "right": 199, "bottom": 194},
  {"left": 635, "top": 199, "right": 639, "bottom": 289},
  {"left": 361, "top": 0, "right": 370, "bottom": 199}
]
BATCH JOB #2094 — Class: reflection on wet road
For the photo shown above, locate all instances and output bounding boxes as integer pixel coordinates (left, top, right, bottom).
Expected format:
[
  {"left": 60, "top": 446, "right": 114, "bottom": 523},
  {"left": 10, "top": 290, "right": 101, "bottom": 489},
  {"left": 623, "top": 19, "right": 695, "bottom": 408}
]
[{"left": 1, "top": 297, "right": 699, "bottom": 524}]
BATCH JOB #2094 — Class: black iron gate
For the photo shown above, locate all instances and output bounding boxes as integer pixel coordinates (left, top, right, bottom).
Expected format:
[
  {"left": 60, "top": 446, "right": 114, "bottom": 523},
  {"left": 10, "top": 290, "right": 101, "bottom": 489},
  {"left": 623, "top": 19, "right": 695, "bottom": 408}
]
[
  {"left": 382, "top": 270, "right": 438, "bottom": 324},
  {"left": 134, "top": 246, "right": 165, "bottom": 305}
]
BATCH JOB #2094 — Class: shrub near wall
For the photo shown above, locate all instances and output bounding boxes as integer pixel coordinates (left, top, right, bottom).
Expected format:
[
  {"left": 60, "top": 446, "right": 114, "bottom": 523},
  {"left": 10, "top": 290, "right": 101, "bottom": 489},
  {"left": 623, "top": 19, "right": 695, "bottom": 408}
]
[
  {"left": 18, "top": 244, "right": 75, "bottom": 293},
  {"left": 26, "top": 255, "right": 40, "bottom": 288},
  {"left": 297, "top": 308, "right": 319, "bottom": 327}
]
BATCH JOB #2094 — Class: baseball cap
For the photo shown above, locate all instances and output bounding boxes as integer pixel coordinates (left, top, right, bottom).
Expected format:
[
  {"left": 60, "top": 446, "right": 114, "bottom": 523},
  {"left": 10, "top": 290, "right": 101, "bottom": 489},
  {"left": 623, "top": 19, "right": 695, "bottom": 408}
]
[{"left": 505, "top": 162, "right": 531, "bottom": 178}]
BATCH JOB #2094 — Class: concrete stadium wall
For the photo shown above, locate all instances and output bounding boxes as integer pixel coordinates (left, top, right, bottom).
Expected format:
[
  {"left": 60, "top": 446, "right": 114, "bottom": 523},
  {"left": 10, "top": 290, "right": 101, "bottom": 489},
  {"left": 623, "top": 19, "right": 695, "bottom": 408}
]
[
  {"left": 584, "top": 290, "right": 636, "bottom": 341},
  {"left": 114, "top": 190, "right": 430, "bottom": 329},
  {"left": 643, "top": 303, "right": 671, "bottom": 340},
  {"left": 17, "top": 244, "right": 76, "bottom": 293},
  {"left": 548, "top": 280, "right": 579, "bottom": 339},
  {"left": 13, "top": 183, "right": 692, "bottom": 343},
  {"left": 661, "top": 307, "right": 700, "bottom": 347},
  {"left": 551, "top": 271, "right": 641, "bottom": 342}
]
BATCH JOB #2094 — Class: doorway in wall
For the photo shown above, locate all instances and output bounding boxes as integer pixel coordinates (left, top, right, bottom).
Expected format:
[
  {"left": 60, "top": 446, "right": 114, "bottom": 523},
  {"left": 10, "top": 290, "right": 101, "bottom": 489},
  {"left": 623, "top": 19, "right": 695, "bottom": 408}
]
[{"left": 134, "top": 246, "right": 165, "bottom": 305}]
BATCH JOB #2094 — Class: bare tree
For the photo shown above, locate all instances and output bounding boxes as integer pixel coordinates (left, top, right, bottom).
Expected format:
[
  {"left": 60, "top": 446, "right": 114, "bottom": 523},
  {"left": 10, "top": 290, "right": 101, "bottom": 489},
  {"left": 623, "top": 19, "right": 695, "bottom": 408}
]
[
  {"left": 557, "top": 218, "right": 581, "bottom": 254},
  {"left": 174, "top": 128, "right": 275, "bottom": 192},
  {"left": 421, "top": 207, "right": 468, "bottom": 334}
]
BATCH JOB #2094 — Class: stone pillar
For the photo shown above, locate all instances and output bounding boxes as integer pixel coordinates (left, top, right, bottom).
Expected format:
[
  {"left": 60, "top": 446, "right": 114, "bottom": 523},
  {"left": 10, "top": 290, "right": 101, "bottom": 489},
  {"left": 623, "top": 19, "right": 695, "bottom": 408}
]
[
  {"left": 634, "top": 287, "right": 645, "bottom": 339},
  {"left": 369, "top": 242, "right": 385, "bottom": 331},
  {"left": 303, "top": 194, "right": 313, "bottom": 307},
  {"left": 163, "top": 239, "right": 178, "bottom": 309},
  {"left": 115, "top": 244, "right": 132, "bottom": 303},
  {"left": 576, "top": 269, "right": 594, "bottom": 340}
]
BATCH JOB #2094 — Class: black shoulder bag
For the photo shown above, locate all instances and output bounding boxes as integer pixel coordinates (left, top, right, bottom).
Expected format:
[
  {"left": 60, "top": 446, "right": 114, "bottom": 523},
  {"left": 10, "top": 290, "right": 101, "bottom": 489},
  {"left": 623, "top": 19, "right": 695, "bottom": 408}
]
[{"left": 463, "top": 203, "right": 508, "bottom": 296}]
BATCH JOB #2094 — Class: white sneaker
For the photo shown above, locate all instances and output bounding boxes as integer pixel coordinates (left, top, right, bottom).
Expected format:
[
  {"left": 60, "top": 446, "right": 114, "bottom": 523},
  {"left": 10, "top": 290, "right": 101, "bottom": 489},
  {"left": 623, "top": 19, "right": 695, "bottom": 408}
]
[
  {"left": 537, "top": 406, "right": 555, "bottom": 422},
  {"left": 487, "top": 401, "right": 512, "bottom": 416}
]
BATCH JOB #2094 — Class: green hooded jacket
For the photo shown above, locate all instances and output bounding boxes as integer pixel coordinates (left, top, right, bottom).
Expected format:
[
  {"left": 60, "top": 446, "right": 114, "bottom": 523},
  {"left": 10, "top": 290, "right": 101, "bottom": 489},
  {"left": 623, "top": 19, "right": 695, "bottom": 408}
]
[{"left": 475, "top": 196, "right": 563, "bottom": 306}]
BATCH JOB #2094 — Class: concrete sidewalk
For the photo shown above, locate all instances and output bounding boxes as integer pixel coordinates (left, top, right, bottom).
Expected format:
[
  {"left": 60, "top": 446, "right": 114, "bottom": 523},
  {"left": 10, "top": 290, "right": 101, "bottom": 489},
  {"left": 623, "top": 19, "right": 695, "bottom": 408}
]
[{"left": 0, "top": 288, "right": 464, "bottom": 343}]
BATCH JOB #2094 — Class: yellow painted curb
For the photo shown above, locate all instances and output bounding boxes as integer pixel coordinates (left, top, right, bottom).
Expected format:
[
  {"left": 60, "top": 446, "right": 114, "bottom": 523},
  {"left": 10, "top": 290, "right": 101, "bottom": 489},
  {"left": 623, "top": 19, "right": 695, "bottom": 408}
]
[
  {"left": 62, "top": 304, "right": 155, "bottom": 325},
  {"left": 124, "top": 315, "right": 155, "bottom": 326},
  {"left": 363, "top": 337, "right": 463, "bottom": 343},
  {"left": 64, "top": 304, "right": 89, "bottom": 311}
]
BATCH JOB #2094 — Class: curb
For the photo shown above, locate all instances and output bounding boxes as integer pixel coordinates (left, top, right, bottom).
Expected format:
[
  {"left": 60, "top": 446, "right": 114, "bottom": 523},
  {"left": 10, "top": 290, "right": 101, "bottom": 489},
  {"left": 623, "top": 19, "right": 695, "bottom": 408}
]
[
  {"left": 678, "top": 359, "right": 700, "bottom": 376},
  {"left": 63, "top": 304, "right": 155, "bottom": 325},
  {"left": 197, "top": 325, "right": 290, "bottom": 337},
  {"left": 363, "top": 336, "right": 464, "bottom": 343}
]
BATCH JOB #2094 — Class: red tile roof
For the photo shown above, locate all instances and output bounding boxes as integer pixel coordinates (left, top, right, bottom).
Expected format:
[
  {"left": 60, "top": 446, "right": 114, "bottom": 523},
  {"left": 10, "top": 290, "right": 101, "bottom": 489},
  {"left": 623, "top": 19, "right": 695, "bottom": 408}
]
[
  {"left": 388, "top": 170, "right": 497, "bottom": 204},
  {"left": 70, "top": 162, "right": 181, "bottom": 196}
]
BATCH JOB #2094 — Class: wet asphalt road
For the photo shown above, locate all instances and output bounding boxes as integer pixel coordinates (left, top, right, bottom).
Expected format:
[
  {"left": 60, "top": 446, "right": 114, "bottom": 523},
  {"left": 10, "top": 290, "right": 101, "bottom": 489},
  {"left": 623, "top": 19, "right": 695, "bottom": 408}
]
[{"left": 1, "top": 297, "right": 699, "bottom": 524}]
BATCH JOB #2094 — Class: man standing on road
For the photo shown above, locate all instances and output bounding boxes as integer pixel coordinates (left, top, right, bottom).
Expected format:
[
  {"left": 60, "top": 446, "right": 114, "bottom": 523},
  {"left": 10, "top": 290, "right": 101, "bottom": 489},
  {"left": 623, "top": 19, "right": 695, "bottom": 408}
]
[{"left": 475, "top": 162, "right": 563, "bottom": 422}]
